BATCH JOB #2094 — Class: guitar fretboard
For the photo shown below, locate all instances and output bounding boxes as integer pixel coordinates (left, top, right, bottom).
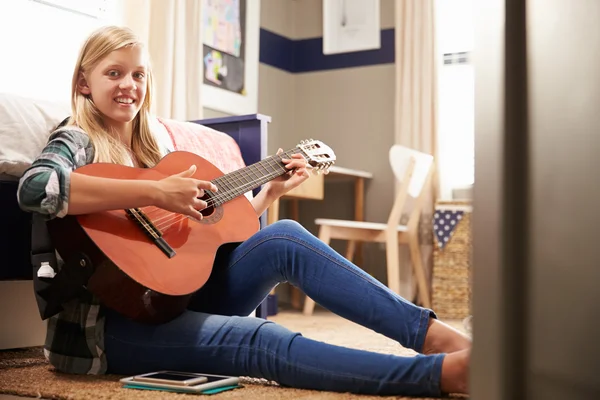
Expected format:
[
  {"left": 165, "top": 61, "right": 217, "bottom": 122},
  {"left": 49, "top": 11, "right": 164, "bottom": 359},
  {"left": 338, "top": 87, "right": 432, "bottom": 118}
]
[{"left": 209, "top": 148, "right": 306, "bottom": 206}]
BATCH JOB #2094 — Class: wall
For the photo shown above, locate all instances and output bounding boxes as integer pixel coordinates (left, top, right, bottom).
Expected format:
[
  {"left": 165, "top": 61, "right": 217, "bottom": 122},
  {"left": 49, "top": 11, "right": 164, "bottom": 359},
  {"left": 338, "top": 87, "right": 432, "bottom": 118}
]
[
  {"left": 257, "top": 0, "right": 296, "bottom": 155},
  {"left": 259, "top": 0, "right": 398, "bottom": 291},
  {"left": 258, "top": 0, "right": 395, "bottom": 294}
]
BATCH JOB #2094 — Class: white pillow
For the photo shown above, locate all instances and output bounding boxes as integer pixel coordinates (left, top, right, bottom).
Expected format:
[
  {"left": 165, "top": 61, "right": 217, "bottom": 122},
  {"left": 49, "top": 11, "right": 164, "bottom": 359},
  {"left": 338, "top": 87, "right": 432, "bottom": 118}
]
[{"left": 0, "top": 92, "right": 70, "bottom": 177}]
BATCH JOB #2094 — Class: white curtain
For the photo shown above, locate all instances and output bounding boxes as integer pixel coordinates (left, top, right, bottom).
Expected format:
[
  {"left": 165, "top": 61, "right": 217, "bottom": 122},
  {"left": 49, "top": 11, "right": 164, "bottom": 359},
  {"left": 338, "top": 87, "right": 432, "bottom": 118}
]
[
  {"left": 394, "top": 0, "right": 439, "bottom": 300},
  {"left": 120, "top": 0, "right": 204, "bottom": 120}
]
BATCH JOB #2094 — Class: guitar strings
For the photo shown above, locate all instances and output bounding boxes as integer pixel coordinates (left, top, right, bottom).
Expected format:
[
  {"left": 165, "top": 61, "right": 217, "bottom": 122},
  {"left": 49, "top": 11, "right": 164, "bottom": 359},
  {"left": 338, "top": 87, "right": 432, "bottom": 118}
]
[
  {"left": 144, "top": 151, "right": 295, "bottom": 218},
  {"left": 146, "top": 169, "right": 281, "bottom": 230},
  {"left": 149, "top": 168, "right": 279, "bottom": 230},
  {"left": 205, "top": 151, "right": 296, "bottom": 205},
  {"left": 151, "top": 180, "right": 280, "bottom": 231},
  {"left": 148, "top": 153, "right": 297, "bottom": 231},
  {"left": 147, "top": 146, "right": 329, "bottom": 232},
  {"left": 145, "top": 158, "right": 287, "bottom": 226}
]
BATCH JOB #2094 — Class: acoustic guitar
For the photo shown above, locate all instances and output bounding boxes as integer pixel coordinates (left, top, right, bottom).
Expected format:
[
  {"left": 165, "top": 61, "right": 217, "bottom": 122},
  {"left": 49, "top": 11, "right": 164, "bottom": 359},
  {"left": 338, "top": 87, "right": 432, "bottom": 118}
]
[{"left": 46, "top": 140, "right": 336, "bottom": 324}]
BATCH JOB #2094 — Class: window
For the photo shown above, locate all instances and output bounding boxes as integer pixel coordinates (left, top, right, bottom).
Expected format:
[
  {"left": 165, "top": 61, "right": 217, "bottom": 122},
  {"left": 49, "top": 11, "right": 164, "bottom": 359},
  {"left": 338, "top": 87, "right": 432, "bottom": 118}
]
[
  {"left": 31, "top": 0, "right": 116, "bottom": 19},
  {"left": 435, "top": 0, "right": 474, "bottom": 199},
  {"left": 0, "top": 0, "right": 119, "bottom": 103}
]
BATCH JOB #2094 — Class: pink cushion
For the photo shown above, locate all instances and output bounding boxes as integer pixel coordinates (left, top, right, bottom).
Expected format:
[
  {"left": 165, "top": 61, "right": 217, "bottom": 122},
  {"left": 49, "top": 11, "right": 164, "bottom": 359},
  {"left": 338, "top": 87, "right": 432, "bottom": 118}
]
[{"left": 158, "top": 117, "right": 246, "bottom": 174}]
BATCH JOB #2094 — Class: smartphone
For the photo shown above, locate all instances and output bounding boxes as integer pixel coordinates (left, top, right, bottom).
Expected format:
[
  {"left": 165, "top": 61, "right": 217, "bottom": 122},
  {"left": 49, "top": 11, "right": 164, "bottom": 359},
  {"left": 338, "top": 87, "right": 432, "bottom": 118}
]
[
  {"left": 131, "top": 371, "right": 208, "bottom": 386},
  {"left": 120, "top": 372, "right": 240, "bottom": 393}
]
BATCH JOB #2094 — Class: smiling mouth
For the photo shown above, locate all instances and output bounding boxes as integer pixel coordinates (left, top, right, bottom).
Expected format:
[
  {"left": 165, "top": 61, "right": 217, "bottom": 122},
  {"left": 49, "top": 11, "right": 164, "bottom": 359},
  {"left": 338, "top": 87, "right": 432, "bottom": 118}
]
[{"left": 114, "top": 98, "right": 135, "bottom": 105}]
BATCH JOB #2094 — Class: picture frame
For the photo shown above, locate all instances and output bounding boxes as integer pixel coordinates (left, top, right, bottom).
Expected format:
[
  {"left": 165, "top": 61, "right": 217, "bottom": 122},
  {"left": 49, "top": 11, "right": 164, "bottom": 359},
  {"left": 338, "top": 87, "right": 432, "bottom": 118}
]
[
  {"left": 202, "top": 0, "right": 260, "bottom": 115},
  {"left": 323, "top": 0, "right": 381, "bottom": 55}
]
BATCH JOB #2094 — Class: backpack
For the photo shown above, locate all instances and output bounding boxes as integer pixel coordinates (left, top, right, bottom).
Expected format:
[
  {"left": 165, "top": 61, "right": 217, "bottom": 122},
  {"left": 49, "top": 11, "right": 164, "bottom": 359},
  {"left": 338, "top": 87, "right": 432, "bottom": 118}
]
[
  {"left": 31, "top": 214, "right": 95, "bottom": 320},
  {"left": 30, "top": 117, "right": 94, "bottom": 319}
]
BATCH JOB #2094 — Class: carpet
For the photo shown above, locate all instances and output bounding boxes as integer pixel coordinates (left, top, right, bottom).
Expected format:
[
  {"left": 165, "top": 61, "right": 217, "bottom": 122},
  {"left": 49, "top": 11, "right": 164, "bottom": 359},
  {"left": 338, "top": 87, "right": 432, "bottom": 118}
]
[{"left": 0, "top": 310, "right": 467, "bottom": 399}]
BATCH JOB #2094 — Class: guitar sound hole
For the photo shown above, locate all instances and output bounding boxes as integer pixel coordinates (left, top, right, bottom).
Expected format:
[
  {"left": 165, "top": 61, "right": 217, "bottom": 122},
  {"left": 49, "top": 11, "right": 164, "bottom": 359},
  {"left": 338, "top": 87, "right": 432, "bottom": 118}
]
[
  {"left": 199, "top": 192, "right": 215, "bottom": 217},
  {"left": 200, "top": 205, "right": 214, "bottom": 217},
  {"left": 195, "top": 190, "right": 224, "bottom": 224}
]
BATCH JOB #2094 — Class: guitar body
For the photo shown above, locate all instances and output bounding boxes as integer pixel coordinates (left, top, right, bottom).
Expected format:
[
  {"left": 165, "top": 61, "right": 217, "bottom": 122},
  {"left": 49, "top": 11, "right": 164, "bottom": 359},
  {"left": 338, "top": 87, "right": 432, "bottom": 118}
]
[{"left": 47, "top": 151, "right": 260, "bottom": 324}]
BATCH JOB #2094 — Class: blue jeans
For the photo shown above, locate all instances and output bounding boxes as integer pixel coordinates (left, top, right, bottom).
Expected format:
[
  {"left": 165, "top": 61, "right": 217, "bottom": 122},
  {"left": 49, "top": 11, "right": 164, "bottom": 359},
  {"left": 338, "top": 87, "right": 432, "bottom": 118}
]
[{"left": 105, "top": 220, "right": 445, "bottom": 397}]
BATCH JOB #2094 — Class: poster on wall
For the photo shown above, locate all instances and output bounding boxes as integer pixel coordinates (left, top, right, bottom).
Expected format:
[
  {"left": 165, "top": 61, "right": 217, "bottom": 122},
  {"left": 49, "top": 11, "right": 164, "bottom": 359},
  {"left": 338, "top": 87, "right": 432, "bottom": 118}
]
[
  {"left": 202, "top": 0, "right": 245, "bottom": 94},
  {"left": 202, "top": 0, "right": 259, "bottom": 115}
]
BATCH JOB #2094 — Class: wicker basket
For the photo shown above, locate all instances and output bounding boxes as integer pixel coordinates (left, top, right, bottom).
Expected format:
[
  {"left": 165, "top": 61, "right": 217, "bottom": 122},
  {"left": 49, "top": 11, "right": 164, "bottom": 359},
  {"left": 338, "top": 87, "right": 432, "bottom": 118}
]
[{"left": 431, "top": 200, "right": 472, "bottom": 320}]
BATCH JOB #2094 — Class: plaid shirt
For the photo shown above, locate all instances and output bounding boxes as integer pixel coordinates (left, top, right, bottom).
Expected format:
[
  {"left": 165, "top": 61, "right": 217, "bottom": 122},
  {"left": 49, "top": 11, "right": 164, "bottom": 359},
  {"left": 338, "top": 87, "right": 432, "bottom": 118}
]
[{"left": 18, "top": 126, "right": 173, "bottom": 375}]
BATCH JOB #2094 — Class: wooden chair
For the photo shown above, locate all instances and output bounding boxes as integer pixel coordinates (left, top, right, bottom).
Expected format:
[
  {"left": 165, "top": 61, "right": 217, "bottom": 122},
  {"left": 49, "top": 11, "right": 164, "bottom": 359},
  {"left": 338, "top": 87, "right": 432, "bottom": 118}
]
[{"left": 303, "top": 145, "right": 434, "bottom": 315}]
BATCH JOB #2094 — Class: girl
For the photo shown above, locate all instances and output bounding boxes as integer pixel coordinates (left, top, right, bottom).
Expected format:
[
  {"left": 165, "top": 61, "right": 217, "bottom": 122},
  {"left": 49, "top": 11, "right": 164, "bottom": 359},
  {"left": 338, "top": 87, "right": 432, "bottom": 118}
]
[{"left": 18, "top": 25, "right": 470, "bottom": 397}]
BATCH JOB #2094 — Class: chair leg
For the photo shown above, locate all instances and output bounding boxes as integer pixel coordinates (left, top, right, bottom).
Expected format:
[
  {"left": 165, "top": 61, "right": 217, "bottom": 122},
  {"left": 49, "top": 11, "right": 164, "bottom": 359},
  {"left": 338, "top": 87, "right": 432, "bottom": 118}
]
[
  {"left": 303, "top": 226, "right": 331, "bottom": 316},
  {"left": 385, "top": 230, "right": 401, "bottom": 295},
  {"left": 345, "top": 240, "right": 356, "bottom": 262},
  {"left": 408, "top": 234, "right": 432, "bottom": 308},
  {"left": 411, "top": 277, "right": 420, "bottom": 305}
]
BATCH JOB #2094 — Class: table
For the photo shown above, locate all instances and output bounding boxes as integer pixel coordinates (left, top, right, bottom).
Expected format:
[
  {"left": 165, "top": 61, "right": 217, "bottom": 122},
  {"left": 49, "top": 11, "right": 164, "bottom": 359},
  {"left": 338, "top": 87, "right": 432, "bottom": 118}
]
[{"left": 267, "top": 165, "right": 373, "bottom": 225}]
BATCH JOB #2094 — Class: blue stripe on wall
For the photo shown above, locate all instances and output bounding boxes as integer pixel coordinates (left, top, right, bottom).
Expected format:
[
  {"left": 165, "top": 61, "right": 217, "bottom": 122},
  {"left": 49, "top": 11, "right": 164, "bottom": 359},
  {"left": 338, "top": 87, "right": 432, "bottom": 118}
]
[{"left": 259, "top": 28, "right": 395, "bottom": 73}]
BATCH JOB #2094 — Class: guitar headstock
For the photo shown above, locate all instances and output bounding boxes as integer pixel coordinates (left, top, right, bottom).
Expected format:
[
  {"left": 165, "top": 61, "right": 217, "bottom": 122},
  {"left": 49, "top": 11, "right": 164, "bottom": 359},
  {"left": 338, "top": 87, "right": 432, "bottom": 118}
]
[{"left": 297, "top": 139, "right": 336, "bottom": 174}]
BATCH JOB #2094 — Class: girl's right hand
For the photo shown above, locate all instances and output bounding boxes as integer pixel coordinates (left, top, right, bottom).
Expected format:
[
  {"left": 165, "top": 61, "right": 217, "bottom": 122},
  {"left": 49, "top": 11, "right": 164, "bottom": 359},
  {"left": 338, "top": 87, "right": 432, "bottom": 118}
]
[{"left": 155, "top": 165, "right": 218, "bottom": 220}]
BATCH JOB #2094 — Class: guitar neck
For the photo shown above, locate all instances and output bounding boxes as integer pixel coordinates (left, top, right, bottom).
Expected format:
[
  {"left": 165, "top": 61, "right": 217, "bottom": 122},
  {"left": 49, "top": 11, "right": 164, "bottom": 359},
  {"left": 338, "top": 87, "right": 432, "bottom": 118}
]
[{"left": 209, "top": 147, "right": 305, "bottom": 206}]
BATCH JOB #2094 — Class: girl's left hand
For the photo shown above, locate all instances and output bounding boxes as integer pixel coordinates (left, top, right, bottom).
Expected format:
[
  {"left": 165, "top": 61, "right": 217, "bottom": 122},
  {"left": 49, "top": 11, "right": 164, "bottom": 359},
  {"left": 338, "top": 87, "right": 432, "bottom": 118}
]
[{"left": 266, "top": 148, "right": 311, "bottom": 198}]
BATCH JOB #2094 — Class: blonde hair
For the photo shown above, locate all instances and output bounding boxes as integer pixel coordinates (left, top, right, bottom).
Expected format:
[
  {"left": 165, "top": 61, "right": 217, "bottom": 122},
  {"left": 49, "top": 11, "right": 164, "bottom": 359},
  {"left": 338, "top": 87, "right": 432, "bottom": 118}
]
[{"left": 68, "top": 25, "right": 162, "bottom": 167}]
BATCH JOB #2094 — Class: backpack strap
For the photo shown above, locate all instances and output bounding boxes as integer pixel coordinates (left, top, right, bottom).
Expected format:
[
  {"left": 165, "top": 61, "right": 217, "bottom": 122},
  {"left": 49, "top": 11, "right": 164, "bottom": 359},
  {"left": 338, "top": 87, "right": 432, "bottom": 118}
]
[
  {"left": 30, "top": 214, "right": 92, "bottom": 320},
  {"left": 31, "top": 213, "right": 62, "bottom": 319}
]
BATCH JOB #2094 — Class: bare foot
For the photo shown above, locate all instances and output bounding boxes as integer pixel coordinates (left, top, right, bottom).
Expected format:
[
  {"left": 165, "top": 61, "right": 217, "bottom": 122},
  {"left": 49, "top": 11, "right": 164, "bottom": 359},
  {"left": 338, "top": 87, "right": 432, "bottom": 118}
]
[
  {"left": 422, "top": 317, "right": 471, "bottom": 355},
  {"left": 440, "top": 348, "right": 470, "bottom": 394}
]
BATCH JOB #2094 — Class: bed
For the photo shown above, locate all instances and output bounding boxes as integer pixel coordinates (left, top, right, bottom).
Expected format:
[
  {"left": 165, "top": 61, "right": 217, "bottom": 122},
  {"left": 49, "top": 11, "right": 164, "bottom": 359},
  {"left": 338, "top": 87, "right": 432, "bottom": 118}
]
[{"left": 0, "top": 93, "right": 271, "bottom": 349}]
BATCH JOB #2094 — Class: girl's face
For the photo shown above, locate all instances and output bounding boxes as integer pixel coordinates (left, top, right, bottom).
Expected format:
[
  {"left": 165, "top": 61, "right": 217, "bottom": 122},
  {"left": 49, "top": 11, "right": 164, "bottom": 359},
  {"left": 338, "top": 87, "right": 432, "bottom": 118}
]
[{"left": 79, "top": 45, "right": 148, "bottom": 132}]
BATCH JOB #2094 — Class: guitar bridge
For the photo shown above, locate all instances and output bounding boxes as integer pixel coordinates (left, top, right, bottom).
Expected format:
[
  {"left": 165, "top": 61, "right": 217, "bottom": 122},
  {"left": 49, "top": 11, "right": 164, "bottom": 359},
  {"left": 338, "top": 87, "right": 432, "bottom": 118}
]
[{"left": 126, "top": 209, "right": 176, "bottom": 258}]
